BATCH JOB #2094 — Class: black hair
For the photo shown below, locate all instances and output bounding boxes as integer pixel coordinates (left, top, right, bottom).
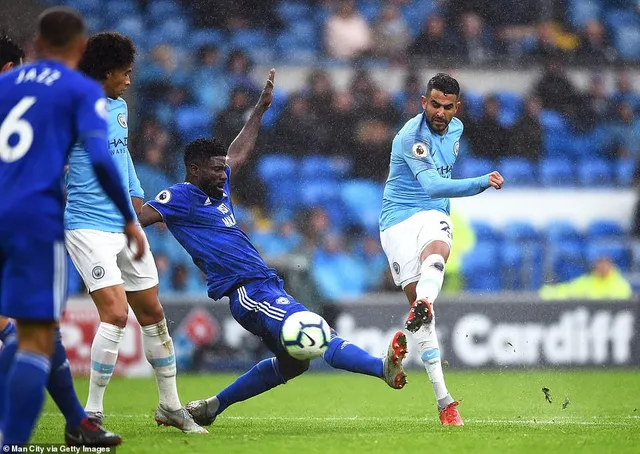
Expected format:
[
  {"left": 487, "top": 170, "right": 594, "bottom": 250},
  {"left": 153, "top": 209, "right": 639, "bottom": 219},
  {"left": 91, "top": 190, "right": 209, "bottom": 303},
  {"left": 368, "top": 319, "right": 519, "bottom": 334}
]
[
  {"left": 79, "top": 32, "right": 136, "bottom": 81},
  {"left": 37, "top": 6, "right": 85, "bottom": 48},
  {"left": 184, "top": 138, "right": 227, "bottom": 168},
  {"left": 426, "top": 73, "right": 460, "bottom": 98},
  {"left": 0, "top": 35, "right": 24, "bottom": 67}
]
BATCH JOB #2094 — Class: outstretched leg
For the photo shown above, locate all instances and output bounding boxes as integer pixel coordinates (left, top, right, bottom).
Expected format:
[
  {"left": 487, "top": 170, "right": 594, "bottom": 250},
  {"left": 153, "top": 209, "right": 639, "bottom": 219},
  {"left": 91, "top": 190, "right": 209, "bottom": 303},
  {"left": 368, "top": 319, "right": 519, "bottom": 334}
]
[{"left": 186, "top": 355, "right": 309, "bottom": 426}]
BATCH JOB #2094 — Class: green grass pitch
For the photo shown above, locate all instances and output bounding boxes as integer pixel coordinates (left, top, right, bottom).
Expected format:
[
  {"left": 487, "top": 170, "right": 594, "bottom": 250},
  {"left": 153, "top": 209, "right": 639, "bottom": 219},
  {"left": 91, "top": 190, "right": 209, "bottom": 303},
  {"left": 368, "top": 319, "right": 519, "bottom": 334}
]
[{"left": 34, "top": 370, "right": 640, "bottom": 453}]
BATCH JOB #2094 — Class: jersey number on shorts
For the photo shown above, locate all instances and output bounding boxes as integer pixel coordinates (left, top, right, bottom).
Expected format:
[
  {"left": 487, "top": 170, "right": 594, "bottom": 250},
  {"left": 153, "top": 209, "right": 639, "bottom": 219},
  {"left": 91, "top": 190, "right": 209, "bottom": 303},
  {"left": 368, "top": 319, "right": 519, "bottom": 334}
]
[
  {"left": 440, "top": 221, "right": 452, "bottom": 239},
  {"left": 0, "top": 96, "right": 37, "bottom": 163}
]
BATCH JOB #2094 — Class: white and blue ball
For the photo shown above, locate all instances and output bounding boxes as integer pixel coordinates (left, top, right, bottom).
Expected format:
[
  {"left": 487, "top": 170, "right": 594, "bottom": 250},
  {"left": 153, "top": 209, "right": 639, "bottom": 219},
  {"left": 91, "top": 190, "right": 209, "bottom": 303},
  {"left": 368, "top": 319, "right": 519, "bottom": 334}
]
[{"left": 280, "top": 311, "right": 331, "bottom": 360}]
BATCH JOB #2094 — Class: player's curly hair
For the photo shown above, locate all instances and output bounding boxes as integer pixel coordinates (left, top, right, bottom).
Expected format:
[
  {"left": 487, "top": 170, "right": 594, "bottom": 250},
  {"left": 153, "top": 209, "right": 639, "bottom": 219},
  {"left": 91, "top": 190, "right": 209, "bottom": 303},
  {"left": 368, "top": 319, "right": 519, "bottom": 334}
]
[
  {"left": 184, "top": 138, "right": 227, "bottom": 167},
  {"left": 79, "top": 32, "right": 135, "bottom": 81},
  {"left": 0, "top": 35, "right": 24, "bottom": 67},
  {"left": 426, "top": 73, "right": 460, "bottom": 98}
]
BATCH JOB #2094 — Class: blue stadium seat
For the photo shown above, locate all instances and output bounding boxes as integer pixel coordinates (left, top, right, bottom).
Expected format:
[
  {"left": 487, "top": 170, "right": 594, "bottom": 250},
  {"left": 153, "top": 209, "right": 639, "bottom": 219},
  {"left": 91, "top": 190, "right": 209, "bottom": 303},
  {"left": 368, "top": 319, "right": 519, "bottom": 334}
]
[
  {"left": 156, "top": 18, "right": 189, "bottom": 44},
  {"left": 616, "top": 159, "right": 637, "bottom": 186},
  {"left": 568, "top": 0, "right": 602, "bottom": 28},
  {"left": 470, "top": 221, "right": 501, "bottom": 242},
  {"left": 278, "top": 1, "right": 311, "bottom": 21},
  {"left": 586, "top": 220, "right": 625, "bottom": 240},
  {"left": 578, "top": 159, "right": 614, "bottom": 187},
  {"left": 115, "top": 17, "right": 145, "bottom": 43},
  {"left": 586, "top": 241, "right": 631, "bottom": 272},
  {"left": 463, "top": 92, "right": 484, "bottom": 120},
  {"left": 538, "top": 110, "right": 569, "bottom": 133},
  {"left": 189, "top": 29, "right": 226, "bottom": 48},
  {"left": 300, "top": 180, "right": 341, "bottom": 207},
  {"left": 258, "top": 154, "right": 297, "bottom": 183},
  {"left": 106, "top": 0, "right": 139, "bottom": 19},
  {"left": 456, "top": 157, "right": 494, "bottom": 179},
  {"left": 496, "top": 92, "right": 523, "bottom": 127},
  {"left": 300, "top": 156, "right": 353, "bottom": 180},
  {"left": 66, "top": 0, "right": 101, "bottom": 15},
  {"left": 341, "top": 180, "right": 384, "bottom": 234},
  {"left": 501, "top": 242, "right": 544, "bottom": 290},
  {"left": 549, "top": 241, "right": 587, "bottom": 282},
  {"left": 175, "top": 106, "right": 212, "bottom": 143},
  {"left": 147, "top": 0, "right": 182, "bottom": 23},
  {"left": 503, "top": 221, "right": 539, "bottom": 242},
  {"left": 230, "top": 30, "right": 270, "bottom": 50},
  {"left": 461, "top": 241, "right": 502, "bottom": 292},
  {"left": 539, "top": 158, "right": 575, "bottom": 187},
  {"left": 499, "top": 158, "right": 536, "bottom": 186},
  {"left": 545, "top": 220, "right": 582, "bottom": 243}
]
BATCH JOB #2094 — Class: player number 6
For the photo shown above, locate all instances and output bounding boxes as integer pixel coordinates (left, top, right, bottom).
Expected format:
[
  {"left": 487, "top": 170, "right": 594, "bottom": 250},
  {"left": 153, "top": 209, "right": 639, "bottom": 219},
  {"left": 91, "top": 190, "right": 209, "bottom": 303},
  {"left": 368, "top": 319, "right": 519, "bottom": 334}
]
[{"left": 0, "top": 96, "right": 36, "bottom": 163}]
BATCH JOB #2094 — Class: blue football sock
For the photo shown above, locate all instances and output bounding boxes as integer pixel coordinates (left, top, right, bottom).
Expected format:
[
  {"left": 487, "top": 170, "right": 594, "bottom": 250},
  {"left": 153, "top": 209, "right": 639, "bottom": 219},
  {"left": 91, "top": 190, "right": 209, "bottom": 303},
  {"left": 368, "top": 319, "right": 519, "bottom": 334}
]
[
  {"left": 0, "top": 321, "right": 16, "bottom": 344},
  {"left": 323, "top": 335, "right": 383, "bottom": 378},
  {"left": 215, "top": 358, "right": 285, "bottom": 415},
  {"left": 47, "top": 328, "right": 86, "bottom": 428},
  {"left": 0, "top": 335, "right": 18, "bottom": 423},
  {"left": 0, "top": 351, "right": 51, "bottom": 445}
]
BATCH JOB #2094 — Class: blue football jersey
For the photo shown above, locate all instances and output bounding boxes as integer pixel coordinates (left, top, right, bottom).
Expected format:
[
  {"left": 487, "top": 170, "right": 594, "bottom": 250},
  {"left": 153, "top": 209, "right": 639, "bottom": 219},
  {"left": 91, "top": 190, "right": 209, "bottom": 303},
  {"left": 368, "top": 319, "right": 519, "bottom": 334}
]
[
  {"left": 0, "top": 60, "right": 108, "bottom": 241},
  {"left": 146, "top": 167, "right": 278, "bottom": 300},
  {"left": 379, "top": 112, "right": 463, "bottom": 230},
  {"left": 65, "top": 97, "right": 143, "bottom": 232}
]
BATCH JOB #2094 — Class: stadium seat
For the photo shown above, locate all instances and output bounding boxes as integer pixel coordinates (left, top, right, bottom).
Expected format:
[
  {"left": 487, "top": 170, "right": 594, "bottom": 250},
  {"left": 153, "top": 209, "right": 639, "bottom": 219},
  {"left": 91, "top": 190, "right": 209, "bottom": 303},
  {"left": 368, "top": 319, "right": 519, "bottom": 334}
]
[
  {"left": 147, "top": 0, "right": 182, "bottom": 23},
  {"left": 578, "top": 159, "right": 615, "bottom": 187},
  {"left": 115, "top": 17, "right": 145, "bottom": 43},
  {"left": 498, "top": 158, "right": 536, "bottom": 186},
  {"left": 503, "top": 221, "right": 539, "bottom": 242},
  {"left": 539, "top": 158, "right": 575, "bottom": 187},
  {"left": 586, "top": 220, "right": 625, "bottom": 240},
  {"left": 568, "top": 0, "right": 602, "bottom": 28},
  {"left": 549, "top": 241, "right": 587, "bottom": 282},
  {"left": 545, "top": 220, "right": 582, "bottom": 243},
  {"left": 586, "top": 241, "right": 632, "bottom": 272},
  {"left": 463, "top": 92, "right": 484, "bottom": 120},
  {"left": 456, "top": 157, "right": 494, "bottom": 179},
  {"left": 277, "top": 1, "right": 311, "bottom": 21},
  {"left": 538, "top": 110, "right": 568, "bottom": 132},
  {"left": 257, "top": 154, "right": 297, "bottom": 183},
  {"left": 175, "top": 106, "right": 212, "bottom": 143},
  {"left": 340, "top": 180, "right": 384, "bottom": 234},
  {"left": 616, "top": 159, "right": 637, "bottom": 186},
  {"left": 495, "top": 92, "right": 523, "bottom": 127},
  {"left": 300, "top": 156, "right": 352, "bottom": 180},
  {"left": 470, "top": 221, "right": 501, "bottom": 242},
  {"left": 65, "top": 0, "right": 101, "bottom": 15},
  {"left": 230, "top": 30, "right": 270, "bottom": 51},
  {"left": 501, "top": 242, "right": 544, "bottom": 290},
  {"left": 188, "top": 29, "right": 226, "bottom": 48},
  {"left": 300, "top": 180, "right": 341, "bottom": 207},
  {"left": 461, "top": 241, "right": 502, "bottom": 292},
  {"left": 105, "top": 0, "right": 139, "bottom": 20}
]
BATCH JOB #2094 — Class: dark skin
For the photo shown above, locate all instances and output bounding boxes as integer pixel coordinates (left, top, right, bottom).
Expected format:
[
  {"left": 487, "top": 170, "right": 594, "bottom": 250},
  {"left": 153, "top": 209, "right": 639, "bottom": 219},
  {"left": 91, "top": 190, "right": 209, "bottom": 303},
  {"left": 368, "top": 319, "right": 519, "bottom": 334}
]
[{"left": 139, "top": 69, "right": 276, "bottom": 228}]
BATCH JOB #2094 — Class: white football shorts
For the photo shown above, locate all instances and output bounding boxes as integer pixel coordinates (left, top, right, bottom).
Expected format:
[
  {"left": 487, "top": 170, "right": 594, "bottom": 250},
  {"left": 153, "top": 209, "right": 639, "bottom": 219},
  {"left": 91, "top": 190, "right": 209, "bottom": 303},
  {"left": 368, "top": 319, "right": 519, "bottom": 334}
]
[
  {"left": 380, "top": 210, "right": 453, "bottom": 288},
  {"left": 65, "top": 228, "right": 159, "bottom": 293}
]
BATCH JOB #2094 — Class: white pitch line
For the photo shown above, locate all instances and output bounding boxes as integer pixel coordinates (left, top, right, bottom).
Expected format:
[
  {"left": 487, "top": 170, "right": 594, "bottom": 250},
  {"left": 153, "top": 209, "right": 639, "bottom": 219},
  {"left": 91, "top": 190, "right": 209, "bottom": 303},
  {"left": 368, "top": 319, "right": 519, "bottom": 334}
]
[{"left": 40, "top": 414, "right": 640, "bottom": 426}]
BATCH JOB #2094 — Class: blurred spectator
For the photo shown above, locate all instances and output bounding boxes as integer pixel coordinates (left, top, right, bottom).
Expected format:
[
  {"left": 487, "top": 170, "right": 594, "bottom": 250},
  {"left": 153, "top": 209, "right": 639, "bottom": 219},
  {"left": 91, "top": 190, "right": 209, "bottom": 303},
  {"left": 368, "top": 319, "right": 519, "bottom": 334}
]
[
  {"left": 326, "top": 91, "right": 357, "bottom": 156},
  {"left": 325, "top": 0, "right": 372, "bottom": 60},
  {"left": 467, "top": 95, "right": 508, "bottom": 160},
  {"left": 530, "top": 21, "right": 575, "bottom": 61},
  {"left": 214, "top": 88, "right": 251, "bottom": 148},
  {"left": 509, "top": 95, "right": 544, "bottom": 162},
  {"left": 272, "top": 94, "right": 324, "bottom": 156},
  {"left": 612, "top": 73, "right": 640, "bottom": 111},
  {"left": 533, "top": 60, "right": 579, "bottom": 113},
  {"left": 136, "top": 143, "right": 173, "bottom": 199},
  {"left": 191, "top": 45, "right": 231, "bottom": 114},
  {"left": 372, "top": 4, "right": 410, "bottom": 63},
  {"left": 442, "top": 211, "right": 476, "bottom": 293},
  {"left": 408, "top": 15, "right": 456, "bottom": 60},
  {"left": 576, "top": 19, "right": 617, "bottom": 64},
  {"left": 300, "top": 207, "right": 332, "bottom": 251},
  {"left": 350, "top": 70, "right": 377, "bottom": 111},
  {"left": 171, "top": 264, "right": 190, "bottom": 293},
  {"left": 610, "top": 103, "right": 640, "bottom": 161},
  {"left": 139, "top": 44, "right": 185, "bottom": 85},
  {"left": 225, "top": 50, "right": 259, "bottom": 95},
  {"left": 454, "top": 12, "right": 494, "bottom": 65},
  {"left": 539, "top": 257, "right": 632, "bottom": 300},
  {"left": 307, "top": 70, "right": 335, "bottom": 119},
  {"left": 189, "top": 0, "right": 282, "bottom": 30},
  {"left": 358, "top": 236, "right": 389, "bottom": 292},
  {"left": 311, "top": 234, "right": 367, "bottom": 301}
]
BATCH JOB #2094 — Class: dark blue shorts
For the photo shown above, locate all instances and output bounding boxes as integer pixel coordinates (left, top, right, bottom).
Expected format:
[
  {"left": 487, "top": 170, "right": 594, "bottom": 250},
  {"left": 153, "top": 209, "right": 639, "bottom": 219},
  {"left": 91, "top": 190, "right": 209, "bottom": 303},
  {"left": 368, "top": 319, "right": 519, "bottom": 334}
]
[
  {"left": 0, "top": 234, "right": 67, "bottom": 321},
  {"left": 228, "top": 276, "right": 308, "bottom": 356}
]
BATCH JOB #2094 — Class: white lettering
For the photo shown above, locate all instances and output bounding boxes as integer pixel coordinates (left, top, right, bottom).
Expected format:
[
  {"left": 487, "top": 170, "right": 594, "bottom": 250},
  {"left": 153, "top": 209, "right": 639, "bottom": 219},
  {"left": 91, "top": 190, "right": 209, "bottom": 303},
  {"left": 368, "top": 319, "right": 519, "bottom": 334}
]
[{"left": 452, "top": 314, "right": 491, "bottom": 366}]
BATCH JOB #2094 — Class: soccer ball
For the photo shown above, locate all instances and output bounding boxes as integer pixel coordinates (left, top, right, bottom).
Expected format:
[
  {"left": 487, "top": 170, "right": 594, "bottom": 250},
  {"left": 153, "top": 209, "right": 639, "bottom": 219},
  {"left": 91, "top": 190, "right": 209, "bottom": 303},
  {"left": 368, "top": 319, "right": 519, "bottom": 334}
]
[{"left": 280, "top": 311, "right": 331, "bottom": 360}]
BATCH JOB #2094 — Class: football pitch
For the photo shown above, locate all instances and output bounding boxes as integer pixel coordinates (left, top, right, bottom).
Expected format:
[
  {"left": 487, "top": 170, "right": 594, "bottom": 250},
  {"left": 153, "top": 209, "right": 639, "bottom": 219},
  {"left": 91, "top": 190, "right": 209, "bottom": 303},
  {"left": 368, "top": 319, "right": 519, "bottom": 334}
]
[{"left": 34, "top": 369, "right": 640, "bottom": 453}]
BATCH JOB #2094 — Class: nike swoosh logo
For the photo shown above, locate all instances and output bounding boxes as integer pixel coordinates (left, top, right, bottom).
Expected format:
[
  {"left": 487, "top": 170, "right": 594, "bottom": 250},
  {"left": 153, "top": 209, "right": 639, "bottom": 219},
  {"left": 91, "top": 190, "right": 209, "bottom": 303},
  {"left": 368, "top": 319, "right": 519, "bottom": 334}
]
[{"left": 301, "top": 331, "right": 316, "bottom": 347}]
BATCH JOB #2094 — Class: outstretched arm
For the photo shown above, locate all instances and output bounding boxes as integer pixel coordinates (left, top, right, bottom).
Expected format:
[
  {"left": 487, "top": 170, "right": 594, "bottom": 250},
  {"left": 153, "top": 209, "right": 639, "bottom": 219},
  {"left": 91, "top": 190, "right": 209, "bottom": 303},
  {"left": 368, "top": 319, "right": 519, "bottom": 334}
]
[
  {"left": 139, "top": 204, "right": 163, "bottom": 228},
  {"left": 226, "top": 69, "right": 275, "bottom": 173},
  {"left": 416, "top": 169, "right": 503, "bottom": 199}
]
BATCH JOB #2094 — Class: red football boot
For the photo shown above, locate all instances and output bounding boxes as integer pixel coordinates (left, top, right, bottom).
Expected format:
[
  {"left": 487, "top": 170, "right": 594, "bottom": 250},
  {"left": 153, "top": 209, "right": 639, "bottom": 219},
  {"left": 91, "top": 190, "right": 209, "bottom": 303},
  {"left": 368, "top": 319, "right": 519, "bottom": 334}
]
[
  {"left": 439, "top": 401, "right": 464, "bottom": 426},
  {"left": 404, "top": 298, "right": 433, "bottom": 333},
  {"left": 382, "top": 331, "right": 408, "bottom": 389}
]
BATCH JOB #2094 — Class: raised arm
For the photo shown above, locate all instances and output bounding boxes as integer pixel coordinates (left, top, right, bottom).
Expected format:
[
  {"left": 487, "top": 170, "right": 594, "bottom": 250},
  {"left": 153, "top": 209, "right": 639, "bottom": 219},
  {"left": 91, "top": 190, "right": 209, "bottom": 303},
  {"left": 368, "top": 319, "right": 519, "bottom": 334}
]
[{"left": 226, "top": 69, "right": 275, "bottom": 172}]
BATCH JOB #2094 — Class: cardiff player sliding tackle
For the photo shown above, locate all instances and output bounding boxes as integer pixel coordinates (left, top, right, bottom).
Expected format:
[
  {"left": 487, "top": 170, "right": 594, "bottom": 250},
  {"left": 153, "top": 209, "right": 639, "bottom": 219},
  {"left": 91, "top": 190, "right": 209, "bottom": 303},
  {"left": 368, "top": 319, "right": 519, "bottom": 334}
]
[
  {"left": 379, "top": 73, "right": 504, "bottom": 425},
  {"left": 137, "top": 70, "right": 409, "bottom": 426}
]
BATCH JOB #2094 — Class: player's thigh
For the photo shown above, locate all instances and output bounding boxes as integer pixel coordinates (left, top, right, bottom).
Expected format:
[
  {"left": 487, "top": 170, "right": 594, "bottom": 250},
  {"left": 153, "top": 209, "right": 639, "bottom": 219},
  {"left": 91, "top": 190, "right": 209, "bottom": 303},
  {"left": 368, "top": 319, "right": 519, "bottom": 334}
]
[
  {"left": 229, "top": 280, "right": 308, "bottom": 357},
  {"left": 117, "top": 229, "right": 159, "bottom": 293},
  {"left": 65, "top": 229, "right": 125, "bottom": 292},
  {"left": 126, "top": 285, "right": 164, "bottom": 327},
  {"left": 380, "top": 216, "right": 422, "bottom": 289},
  {"left": 415, "top": 210, "right": 453, "bottom": 262},
  {"left": 0, "top": 235, "right": 67, "bottom": 322}
]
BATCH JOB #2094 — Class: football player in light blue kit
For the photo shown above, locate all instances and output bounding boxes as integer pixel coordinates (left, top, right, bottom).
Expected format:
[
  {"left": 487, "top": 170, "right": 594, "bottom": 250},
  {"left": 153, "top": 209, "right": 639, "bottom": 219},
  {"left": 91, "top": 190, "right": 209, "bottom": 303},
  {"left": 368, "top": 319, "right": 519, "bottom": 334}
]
[
  {"left": 138, "top": 70, "right": 410, "bottom": 427},
  {"left": 64, "top": 32, "right": 203, "bottom": 433},
  {"left": 0, "top": 7, "right": 146, "bottom": 446},
  {"left": 380, "top": 73, "right": 504, "bottom": 426}
]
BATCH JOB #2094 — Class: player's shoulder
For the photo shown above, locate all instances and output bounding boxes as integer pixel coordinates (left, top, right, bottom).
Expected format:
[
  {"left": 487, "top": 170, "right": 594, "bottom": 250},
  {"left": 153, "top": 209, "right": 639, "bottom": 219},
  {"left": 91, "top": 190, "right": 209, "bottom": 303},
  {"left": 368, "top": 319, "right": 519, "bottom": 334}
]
[
  {"left": 449, "top": 117, "right": 464, "bottom": 134},
  {"left": 398, "top": 113, "right": 424, "bottom": 137},
  {"left": 109, "top": 97, "right": 128, "bottom": 109},
  {"left": 154, "top": 183, "right": 192, "bottom": 205}
]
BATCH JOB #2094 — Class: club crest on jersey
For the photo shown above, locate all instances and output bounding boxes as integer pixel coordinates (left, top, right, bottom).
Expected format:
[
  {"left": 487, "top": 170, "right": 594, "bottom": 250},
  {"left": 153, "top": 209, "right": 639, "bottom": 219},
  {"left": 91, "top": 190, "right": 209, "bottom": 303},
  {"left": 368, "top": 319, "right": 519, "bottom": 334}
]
[
  {"left": 412, "top": 142, "right": 428, "bottom": 159},
  {"left": 155, "top": 190, "right": 171, "bottom": 204},
  {"left": 454, "top": 141, "right": 459, "bottom": 156},
  {"left": 393, "top": 262, "right": 400, "bottom": 275},
  {"left": 117, "top": 113, "right": 127, "bottom": 128},
  {"left": 276, "top": 297, "right": 290, "bottom": 305}
]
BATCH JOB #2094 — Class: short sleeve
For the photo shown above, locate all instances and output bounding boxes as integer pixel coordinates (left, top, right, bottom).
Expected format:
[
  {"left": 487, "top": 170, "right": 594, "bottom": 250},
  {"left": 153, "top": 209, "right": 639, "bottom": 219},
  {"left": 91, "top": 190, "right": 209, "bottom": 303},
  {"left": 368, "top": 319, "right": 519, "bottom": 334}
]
[
  {"left": 75, "top": 78, "right": 108, "bottom": 141},
  {"left": 146, "top": 186, "right": 191, "bottom": 223},
  {"left": 398, "top": 130, "right": 435, "bottom": 178}
]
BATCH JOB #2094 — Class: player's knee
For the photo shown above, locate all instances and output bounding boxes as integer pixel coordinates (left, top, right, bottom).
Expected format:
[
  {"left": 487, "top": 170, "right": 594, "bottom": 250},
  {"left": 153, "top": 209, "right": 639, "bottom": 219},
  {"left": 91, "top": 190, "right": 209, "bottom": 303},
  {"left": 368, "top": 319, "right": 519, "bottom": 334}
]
[
  {"left": 422, "top": 254, "right": 445, "bottom": 273},
  {"left": 133, "top": 302, "right": 165, "bottom": 327},
  {"left": 278, "top": 356, "right": 310, "bottom": 381},
  {"left": 100, "top": 308, "right": 129, "bottom": 328}
]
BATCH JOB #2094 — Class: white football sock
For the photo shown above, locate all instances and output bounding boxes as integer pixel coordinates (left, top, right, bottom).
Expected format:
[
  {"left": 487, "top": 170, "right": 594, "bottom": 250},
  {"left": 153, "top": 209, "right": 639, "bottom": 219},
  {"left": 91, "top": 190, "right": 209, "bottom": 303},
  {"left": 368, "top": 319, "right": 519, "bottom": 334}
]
[
  {"left": 141, "top": 319, "right": 182, "bottom": 412},
  {"left": 86, "top": 322, "right": 124, "bottom": 414},
  {"left": 416, "top": 254, "right": 445, "bottom": 304}
]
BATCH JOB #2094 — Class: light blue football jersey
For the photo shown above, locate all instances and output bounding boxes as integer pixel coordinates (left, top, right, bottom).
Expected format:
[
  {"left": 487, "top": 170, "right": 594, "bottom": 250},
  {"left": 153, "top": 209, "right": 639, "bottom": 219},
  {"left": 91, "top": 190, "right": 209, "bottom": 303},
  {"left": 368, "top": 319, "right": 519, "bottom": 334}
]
[
  {"left": 65, "top": 97, "right": 143, "bottom": 232},
  {"left": 380, "top": 112, "right": 463, "bottom": 230}
]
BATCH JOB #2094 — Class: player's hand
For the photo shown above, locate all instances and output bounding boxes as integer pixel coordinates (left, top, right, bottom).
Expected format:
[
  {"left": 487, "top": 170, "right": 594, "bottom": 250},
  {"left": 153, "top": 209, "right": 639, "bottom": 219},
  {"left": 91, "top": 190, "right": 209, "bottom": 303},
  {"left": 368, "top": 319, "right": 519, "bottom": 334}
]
[
  {"left": 256, "top": 69, "right": 275, "bottom": 113},
  {"left": 488, "top": 171, "right": 504, "bottom": 190},
  {"left": 124, "top": 221, "right": 147, "bottom": 261}
]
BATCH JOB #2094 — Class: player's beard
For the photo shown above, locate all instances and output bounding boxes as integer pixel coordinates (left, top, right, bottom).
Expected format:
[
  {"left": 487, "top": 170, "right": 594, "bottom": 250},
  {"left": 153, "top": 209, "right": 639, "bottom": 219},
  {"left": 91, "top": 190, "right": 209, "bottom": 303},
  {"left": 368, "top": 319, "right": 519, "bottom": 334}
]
[{"left": 430, "top": 116, "right": 448, "bottom": 132}]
